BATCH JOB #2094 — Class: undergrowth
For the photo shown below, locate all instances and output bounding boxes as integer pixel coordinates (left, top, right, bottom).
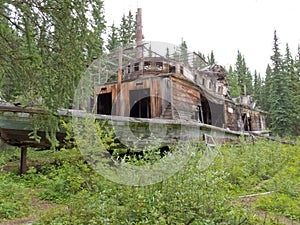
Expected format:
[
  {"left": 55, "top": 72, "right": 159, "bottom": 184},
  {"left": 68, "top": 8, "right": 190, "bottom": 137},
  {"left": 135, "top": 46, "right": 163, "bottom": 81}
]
[{"left": 0, "top": 138, "right": 299, "bottom": 224}]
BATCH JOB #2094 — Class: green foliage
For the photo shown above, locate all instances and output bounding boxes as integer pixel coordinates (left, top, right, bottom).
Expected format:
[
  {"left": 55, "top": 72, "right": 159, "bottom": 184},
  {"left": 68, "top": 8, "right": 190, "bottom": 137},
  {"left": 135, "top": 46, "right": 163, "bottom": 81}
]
[
  {"left": 268, "top": 31, "right": 294, "bottom": 136},
  {"left": 253, "top": 70, "right": 263, "bottom": 106},
  {"left": 227, "top": 65, "right": 240, "bottom": 98},
  {"left": 106, "top": 10, "right": 137, "bottom": 51},
  {"left": 234, "top": 50, "right": 253, "bottom": 96},
  {"left": 0, "top": 1, "right": 105, "bottom": 109},
  {"left": 0, "top": 0, "right": 106, "bottom": 147},
  {"left": 1, "top": 138, "right": 299, "bottom": 224},
  {"left": 0, "top": 175, "right": 32, "bottom": 220},
  {"left": 106, "top": 23, "right": 119, "bottom": 51},
  {"left": 260, "top": 65, "right": 272, "bottom": 112},
  {"left": 255, "top": 143, "right": 300, "bottom": 220},
  {"left": 207, "top": 50, "right": 216, "bottom": 65},
  {"left": 226, "top": 51, "right": 253, "bottom": 99},
  {"left": 224, "top": 31, "right": 299, "bottom": 137}
]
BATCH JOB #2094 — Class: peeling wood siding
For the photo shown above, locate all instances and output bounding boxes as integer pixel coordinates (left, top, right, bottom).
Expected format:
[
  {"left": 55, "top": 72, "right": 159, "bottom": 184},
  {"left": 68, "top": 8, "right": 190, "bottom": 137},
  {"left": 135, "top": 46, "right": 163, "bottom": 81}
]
[
  {"left": 260, "top": 114, "right": 266, "bottom": 131},
  {"left": 150, "top": 78, "right": 162, "bottom": 118},
  {"left": 209, "top": 102, "right": 225, "bottom": 128},
  {"left": 224, "top": 102, "right": 242, "bottom": 131},
  {"left": 160, "top": 78, "right": 173, "bottom": 119},
  {"left": 171, "top": 77, "right": 200, "bottom": 120},
  {"left": 94, "top": 84, "right": 117, "bottom": 113},
  {"left": 250, "top": 111, "right": 261, "bottom": 131},
  {"left": 119, "top": 79, "right": 156, "bottom": 117},
  {"left": 94, "top": 73, "right": 268, "bottom": 133},
  {"left": 95, "top": 77, "right": 164, "bottom": 118}
]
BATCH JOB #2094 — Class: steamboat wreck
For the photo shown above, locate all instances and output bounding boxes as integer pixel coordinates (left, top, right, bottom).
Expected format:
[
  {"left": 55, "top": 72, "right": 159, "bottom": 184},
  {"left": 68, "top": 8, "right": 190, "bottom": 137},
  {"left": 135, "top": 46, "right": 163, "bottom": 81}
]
[
  {"left": 85, "top": 8, "right": 268, "bottom": 145},
  {"left": 0, "top": 8, "right": 269, "bottom": 170}
]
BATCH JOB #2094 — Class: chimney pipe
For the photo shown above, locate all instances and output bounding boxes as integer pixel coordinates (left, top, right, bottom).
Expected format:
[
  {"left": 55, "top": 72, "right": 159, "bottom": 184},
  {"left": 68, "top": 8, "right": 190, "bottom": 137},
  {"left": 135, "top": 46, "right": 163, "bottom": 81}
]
[
  {"left": 136, "top": 8, "right": 142, "bottom": 58},
  {"left": 136, "top": 8, "right": 142, "bottom": 45}
]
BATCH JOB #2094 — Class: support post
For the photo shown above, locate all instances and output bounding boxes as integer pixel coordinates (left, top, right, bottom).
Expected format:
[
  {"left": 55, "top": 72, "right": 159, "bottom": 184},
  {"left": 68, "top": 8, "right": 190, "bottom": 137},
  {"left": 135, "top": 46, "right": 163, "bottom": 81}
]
[
  {"left": 116, "top": 47, "right": 123, "bottom": 115},
  {"left": 20, "top": 146, "right": 27, "bottom": 175}
]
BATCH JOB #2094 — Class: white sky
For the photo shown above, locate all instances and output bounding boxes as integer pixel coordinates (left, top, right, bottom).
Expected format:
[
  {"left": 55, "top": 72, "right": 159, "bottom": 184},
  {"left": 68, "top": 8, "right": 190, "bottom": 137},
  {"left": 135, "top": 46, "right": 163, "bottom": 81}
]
[{"left": 103, "top": 0, "right": 300, "bottom": 76}]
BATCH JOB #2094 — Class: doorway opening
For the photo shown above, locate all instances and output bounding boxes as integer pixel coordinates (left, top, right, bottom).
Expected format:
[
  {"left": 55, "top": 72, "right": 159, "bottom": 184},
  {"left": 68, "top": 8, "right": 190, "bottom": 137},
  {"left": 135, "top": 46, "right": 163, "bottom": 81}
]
[
  {"left": 97, "top": 92, "right": 112, "bottom": 115},
  {"left": 242, "top": 113, "right": 252, "bottom": 131},
  {"left": 199, "top": 98, "right": 212, "bottom": 125},
  {"left": 130, "top": 89, "right": 151, "bottom": 118}
]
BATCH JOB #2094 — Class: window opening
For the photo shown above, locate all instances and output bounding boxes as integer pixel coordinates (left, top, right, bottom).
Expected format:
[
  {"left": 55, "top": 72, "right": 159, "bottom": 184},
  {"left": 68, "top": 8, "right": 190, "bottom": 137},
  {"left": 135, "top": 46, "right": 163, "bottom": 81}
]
[
  {"left": 127, "top": 65, "right": 131, "bottom": 74},
  {"left": 144, "top": 61, "right": 151, "bottom": 70},
  {"left": 156, "top": 62, "right": 163, "bottom": 71},
  {"left": 169, "top": 65, "right": 176, "bottom": 73},
  {"left": 134, "top": 62, "right": 139, "bottom": 71}
]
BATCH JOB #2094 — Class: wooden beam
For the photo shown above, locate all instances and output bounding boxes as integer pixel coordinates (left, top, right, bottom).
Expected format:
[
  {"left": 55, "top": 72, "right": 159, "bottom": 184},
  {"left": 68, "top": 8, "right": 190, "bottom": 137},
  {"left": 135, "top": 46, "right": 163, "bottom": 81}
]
[{"left": 20, "top": 146, "right": 27, "bottom": 175}]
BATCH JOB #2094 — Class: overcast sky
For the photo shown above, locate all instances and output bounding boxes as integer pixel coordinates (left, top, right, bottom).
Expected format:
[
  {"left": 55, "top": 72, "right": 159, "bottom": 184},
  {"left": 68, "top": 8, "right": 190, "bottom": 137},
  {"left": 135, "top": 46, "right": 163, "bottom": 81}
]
[{"left": 103, "top": 0, "right": 300, "bottom": 76}]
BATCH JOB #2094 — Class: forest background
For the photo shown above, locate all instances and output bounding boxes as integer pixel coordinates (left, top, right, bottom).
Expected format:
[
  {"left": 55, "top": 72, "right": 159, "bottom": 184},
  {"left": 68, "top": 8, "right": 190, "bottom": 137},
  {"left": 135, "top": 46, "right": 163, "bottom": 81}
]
[
  {"left": 1, "top": 1, "right": 299, "bottom": 137},
  {"left": 0, "top": 1, "right": 300, "bottom": 224}
]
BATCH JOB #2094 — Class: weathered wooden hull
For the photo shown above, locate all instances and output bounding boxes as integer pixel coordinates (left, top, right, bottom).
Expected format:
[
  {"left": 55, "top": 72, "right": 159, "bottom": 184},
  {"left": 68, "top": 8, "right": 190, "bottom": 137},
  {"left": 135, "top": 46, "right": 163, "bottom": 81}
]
[
  {"left": 0, "top": 104, "right": 65, "bottom": 148},
  {"left": 0, "top": 103, "right": 252, "bottom": 149}
]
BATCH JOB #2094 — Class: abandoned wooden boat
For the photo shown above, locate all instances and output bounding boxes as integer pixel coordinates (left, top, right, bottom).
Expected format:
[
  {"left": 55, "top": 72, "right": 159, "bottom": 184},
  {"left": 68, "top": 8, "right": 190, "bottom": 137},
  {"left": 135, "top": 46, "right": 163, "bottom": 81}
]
[
  {"left": 0, "top": 102, "right": 66, "bottom": 148},
  {"left": 0, "top": 8, "right": 268, "bottom": 151}
]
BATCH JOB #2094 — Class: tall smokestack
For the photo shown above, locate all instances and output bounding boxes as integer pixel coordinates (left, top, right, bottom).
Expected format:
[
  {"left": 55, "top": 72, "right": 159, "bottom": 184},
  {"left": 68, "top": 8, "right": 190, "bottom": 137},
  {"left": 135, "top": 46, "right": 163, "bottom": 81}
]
[{"left": 136, "top": 8, "right": 142, "bottom": 58}]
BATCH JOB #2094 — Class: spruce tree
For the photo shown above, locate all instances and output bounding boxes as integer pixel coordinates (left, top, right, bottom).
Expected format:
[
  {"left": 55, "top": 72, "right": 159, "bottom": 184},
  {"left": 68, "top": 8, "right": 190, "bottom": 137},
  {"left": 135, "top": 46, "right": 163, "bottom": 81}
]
[
  {"left": 226, "top": 65, "right": 240, "bottom": 98},
  {"left": 207, "top": 51, "right": 216, "bottom": 65},
  {"left": 261, "top": 65, "right": 272, "bottom": 112},
  {"left": 234, "top": 50, "right": 253, "bottom": 96},
  {"left": 0, "top": 0, "right": 106, "bottom": 145},
  {"left": 118, "top": 10, "right": 136, "bottom": 47},
  {"left": 106, "top": 23, "right": 120, "bottom": 51},
  {"left": 106, "top": 11, "right": 137, "bottom": 50},
  {"left": 253, "top": 70, "right": 262, "bottom": 107},
  {"left": 288, "top": 44, "right": 300, "bottom": 135},
  {"left": 269, "top": 30, "right": 293, "bottom": 136},
  {"left": 179, "top": 39, "right": 189, "bottom": 64}
]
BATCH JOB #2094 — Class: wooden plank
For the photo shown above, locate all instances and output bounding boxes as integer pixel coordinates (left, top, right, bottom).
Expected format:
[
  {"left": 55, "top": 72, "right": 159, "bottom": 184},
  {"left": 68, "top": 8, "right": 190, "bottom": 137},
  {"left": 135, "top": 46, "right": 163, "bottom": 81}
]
[{"left": 20, "top": 146, "right": 27, "bottom": 175}]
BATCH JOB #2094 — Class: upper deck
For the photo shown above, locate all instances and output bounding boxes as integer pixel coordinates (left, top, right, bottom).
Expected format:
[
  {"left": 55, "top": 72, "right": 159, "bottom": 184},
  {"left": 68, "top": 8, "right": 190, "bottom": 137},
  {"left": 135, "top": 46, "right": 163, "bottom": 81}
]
[{"left": 89, "top": 41, "right": 229, "bottom": 98}]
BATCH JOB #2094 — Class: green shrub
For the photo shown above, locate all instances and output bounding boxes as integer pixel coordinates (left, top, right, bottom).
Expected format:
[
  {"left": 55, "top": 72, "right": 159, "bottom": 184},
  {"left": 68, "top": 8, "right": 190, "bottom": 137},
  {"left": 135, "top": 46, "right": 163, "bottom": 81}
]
[{"left": 0, "top": 177, "right": 32, "bottom": 219}]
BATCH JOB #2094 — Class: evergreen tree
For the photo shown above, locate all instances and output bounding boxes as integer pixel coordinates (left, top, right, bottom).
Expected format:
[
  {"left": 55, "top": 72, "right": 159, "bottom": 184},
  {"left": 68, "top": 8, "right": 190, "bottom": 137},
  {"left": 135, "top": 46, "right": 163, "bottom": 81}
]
[
  {"left": 268, "top": 30, "right": 293, "bottom": 136},
  {"left": 106, "top": 10, "right": 137, "bottom": 50},
  {"left": 0, "top": 0, "right": 106, "bottom": 108},
  {"left": 234, "top": 50, "right": 253, "bottom": 96},
  {"left": 226, "top": 65, "right": 240, "bottom": 98},
  {"left": 260, "top": 65, "right": 272, "bottom": 112},
  {"left": 207, "top": 51, "right": 216, "bottom": 65},
  {"left": 0, "top": 0, "right": 106, "bottom": 145},
  {"left": 293, "top": 45, "right": 300, "bottom": 135},
  {"left": 196, "top": 51, "right": 206, "bottom": 62},
  {"left": 285, "top": 44, "right": 300, "bottom": 136},
  {"left": 106, "top": 23, "right": 119, "bottom": 51},
  {"left": 253, "top": 70, "right": 262, "bottom": 107},
  {"left": 118, "top": 10, "right": 136, "bottom": 47},
  {"left": 192, "top": 51, "right": 206, "bottom": 70},
  {"left": 179, "top": 39, "right": 189, "bottom": 64}
]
